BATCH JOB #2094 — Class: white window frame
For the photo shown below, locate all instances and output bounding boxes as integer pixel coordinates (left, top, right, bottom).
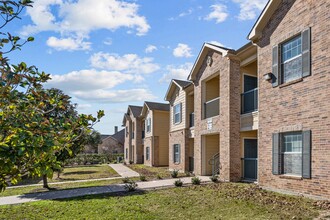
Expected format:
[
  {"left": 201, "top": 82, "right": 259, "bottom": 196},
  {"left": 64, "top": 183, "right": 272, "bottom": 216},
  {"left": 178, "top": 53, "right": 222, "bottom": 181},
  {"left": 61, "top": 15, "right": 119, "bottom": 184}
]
[
  {"left": 281, "top": 132, "right": 302, "bottom": 176},
  {"left": 173, "top": 144, "right": 180, "bottom": 164},
  {"left": 146, "top": 118, "right": 151, "bottom": 133},
  {"left": 146, "top": 147, "right": 150, "bottom": 161},
  {"left": 173, "top": 103, "right": 181, "bottom": 124}
]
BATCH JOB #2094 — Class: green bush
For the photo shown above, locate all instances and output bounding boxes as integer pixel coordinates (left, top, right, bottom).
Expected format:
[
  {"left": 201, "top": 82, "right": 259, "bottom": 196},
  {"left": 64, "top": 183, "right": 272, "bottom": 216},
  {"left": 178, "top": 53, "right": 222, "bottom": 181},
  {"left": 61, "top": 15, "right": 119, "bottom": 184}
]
[
  {"left": 174, "top": 179, "right": 183, "bottom": 187},
  {"left": 210, "top": 175, "right": 219, "bottom": 183},
  {"left": 124, "top": 180, "right": 138, "bottom": 192},
  {"left": 156, "top": 174, "right": 162, "bottom": 179},
  {"left": 139, "top": 175, "right": 147, "bottom": 181},
  {"left": 170, "top": 169, "right": 179, "bottom": 178},
  {"left": 122, "top": 177, "right": 130, "bottom": 183},
  {"left": 191, "top": 177, "right": 201, "bottom": 185},
  {"left": 64, "top": 153, "right": 124, "bottom": 166}
]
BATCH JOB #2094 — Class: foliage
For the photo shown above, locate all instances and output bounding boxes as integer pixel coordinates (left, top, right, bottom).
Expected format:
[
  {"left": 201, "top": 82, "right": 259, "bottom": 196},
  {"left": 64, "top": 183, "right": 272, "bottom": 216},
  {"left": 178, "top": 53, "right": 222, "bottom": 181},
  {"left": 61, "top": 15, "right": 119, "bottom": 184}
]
[
  {"left": 124, "top": 180, "right": 138, "bottom": 192},
  {"left": 170, "top": 169, "right": 179, "bottom": 178},
  {"left": 210, "top": 175, "right": 219, "bottom": 183},
  {"left": 156, "top": 174, "right": 162, "bottom": 180},
  {"left": 191, "top": 177, "right": 201, "bottom": 185},
  {"left": 129, "top": 160, "right": 133, "bottom": 164},
  {"left": 0, "top": 0, "right": 104, "bottom": 191},
  {"left": 139, "top": 175, "right": 146, "bottom": 181},
  {"left": 85, "top": 130, "right": 102, "bottom": 153},
  {"left": 122, "top": 177, "right": 130, "bottom": 184},
  {"left": 64, "top": 153, "right": 124, "bottom": 166},
  {"left": 174, "top": 179, "right": 183, "bottom": 187}
]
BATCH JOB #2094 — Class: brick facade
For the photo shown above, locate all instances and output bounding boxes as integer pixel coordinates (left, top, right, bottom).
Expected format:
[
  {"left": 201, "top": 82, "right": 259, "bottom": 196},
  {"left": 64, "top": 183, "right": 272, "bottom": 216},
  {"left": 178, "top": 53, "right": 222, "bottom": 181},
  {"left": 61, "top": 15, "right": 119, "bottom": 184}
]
[{"left": 256, "top": 0, "right": 330, "bottom": 199}]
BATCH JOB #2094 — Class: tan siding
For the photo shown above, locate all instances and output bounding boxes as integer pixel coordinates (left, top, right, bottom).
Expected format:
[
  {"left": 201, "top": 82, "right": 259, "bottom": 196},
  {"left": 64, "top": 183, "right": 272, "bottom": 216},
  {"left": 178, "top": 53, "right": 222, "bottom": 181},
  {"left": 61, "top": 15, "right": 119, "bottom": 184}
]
[
  {"left": 154, "top": 111, "right": 170, "bottom": 166},
  {"left": 169, "top": 89, "right": 186, "bottom": 132}
]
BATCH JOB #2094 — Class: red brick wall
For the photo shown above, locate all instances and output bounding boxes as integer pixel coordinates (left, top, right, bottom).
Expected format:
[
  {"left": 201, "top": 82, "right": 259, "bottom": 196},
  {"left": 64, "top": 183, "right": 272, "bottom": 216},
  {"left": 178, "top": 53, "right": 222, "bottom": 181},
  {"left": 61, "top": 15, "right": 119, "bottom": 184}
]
[{"left": 257, "top": 0, "right": 330, "bottom": 199}]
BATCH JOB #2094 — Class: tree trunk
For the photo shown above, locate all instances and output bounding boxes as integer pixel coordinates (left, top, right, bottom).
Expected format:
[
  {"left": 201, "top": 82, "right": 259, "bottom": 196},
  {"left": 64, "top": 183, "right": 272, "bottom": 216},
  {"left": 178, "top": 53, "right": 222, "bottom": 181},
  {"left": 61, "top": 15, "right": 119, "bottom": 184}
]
[{"left": 42, "top": 174, "right": 49, "bottom": 189}]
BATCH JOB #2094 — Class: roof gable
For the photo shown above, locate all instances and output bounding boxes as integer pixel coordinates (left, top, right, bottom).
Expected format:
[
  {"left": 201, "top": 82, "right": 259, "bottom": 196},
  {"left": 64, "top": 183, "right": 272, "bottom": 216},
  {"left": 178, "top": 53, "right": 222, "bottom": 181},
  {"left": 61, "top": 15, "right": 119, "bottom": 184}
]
[
  {"left": 164, "top": 79, "right": 192, "bottom": 101},
  {"left": 248, "top": 0, "right": 281, "bottom": 42},
  {"left": 141, "top": 101, "right": 170, "bottom": 117},
  {"left": 188, "top": 43, "right": 234, "bottom": 81}
]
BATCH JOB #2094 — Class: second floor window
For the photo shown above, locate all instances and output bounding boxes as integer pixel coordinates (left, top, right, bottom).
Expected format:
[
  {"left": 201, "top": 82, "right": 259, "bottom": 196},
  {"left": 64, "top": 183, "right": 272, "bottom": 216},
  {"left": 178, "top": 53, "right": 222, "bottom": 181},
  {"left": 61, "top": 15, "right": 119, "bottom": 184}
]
[
  {"left": 173, "top": 103, "right": 181, "bottom": 124},
  {"left": 146, "top": 118, "right": 151, "bottom": 133},
  {"left": 281, "top": 36, "right": 302, "bottom": 83}
]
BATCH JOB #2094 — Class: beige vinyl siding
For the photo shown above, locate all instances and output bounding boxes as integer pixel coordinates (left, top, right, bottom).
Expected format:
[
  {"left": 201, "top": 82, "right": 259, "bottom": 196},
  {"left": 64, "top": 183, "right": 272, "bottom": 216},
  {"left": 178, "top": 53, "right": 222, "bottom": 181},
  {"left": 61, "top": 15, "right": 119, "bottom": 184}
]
[
  {"left": 169, "top": 89, "right": 186, "bottom": 132},
  {"left": 186, "top": 89, "right": 194, "bottom": 128},
  {"left": 154, "top": 111, "right": 170, "bottom": 165}
]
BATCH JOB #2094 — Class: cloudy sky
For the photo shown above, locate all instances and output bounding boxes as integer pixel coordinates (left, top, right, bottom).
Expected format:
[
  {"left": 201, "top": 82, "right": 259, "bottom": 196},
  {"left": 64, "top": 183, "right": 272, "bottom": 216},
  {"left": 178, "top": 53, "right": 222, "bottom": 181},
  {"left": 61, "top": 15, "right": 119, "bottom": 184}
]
[{"left": 8, "top": 0, "right": 267, "bottom": 134}]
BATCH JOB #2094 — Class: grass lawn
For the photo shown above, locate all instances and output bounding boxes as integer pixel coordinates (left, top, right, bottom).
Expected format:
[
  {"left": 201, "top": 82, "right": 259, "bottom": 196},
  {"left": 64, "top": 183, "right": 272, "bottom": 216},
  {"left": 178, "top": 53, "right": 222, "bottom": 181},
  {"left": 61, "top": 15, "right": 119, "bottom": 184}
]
[
  {"left": 127, "top": 164, "right": 187, "bottom": 180},
  {"left": 0, "top": 183, "right": 325, "bottom": 219},
  {"left": 0, "top": 165, "right": 122, "bottom": 197}
]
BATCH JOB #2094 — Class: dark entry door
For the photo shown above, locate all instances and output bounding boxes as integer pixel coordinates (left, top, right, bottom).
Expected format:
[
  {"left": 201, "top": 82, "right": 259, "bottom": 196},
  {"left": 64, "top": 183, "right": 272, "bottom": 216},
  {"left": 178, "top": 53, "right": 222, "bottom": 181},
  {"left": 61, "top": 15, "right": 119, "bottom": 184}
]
[{"left": 243, "top": 139, "right": 258, "bottom": 180}]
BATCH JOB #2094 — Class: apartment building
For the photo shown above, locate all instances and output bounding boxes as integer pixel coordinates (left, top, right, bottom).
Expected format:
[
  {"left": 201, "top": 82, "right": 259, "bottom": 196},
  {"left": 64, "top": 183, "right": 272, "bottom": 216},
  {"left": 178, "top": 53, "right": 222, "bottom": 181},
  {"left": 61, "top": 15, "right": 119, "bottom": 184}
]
[
  {"left": 165, "top": 79, "right": 194, "bottom": 173},
  {"left": 123, "top": 105, "right": 144, "bottom": 164},
  {"left": 140, "top": 101, "right": 170, "bottom": 167},
  {"left": 249, "top": 0, "right": 330, "bottom": 199}
]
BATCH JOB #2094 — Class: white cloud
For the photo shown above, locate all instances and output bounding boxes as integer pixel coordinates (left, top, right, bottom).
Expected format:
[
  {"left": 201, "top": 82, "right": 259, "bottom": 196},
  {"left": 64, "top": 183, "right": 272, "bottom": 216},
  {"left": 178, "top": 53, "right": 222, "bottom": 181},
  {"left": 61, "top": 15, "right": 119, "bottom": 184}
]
[
  {"left": 159, "top": 63, "right": 193, "bottom": 83},
  {"left": 46, "top": 36, "right": 91, "bottom": 51},
  {"left": 232, "top": 0, "right": 267, "bottom": 20},
  {"left": 77, "top": 103, "right": 92, "bottom": 110},
  {"left": 90, "top": 52, "right": 160, "bottom": 74},
  {"left": 145, "top": 45, "right": 157, "bottom": 53},
  {"left": 103, "top": 38, "right": 113, "bottom": 46},
  {"left": 21, "top": 0, "right": 150, "bottom": 50},
  {"left": 173, "top": 43, "right": 193, "bottom": 58},
  {"left": 205, "top": 4, "right": 228, "bottom": 23},
  {"left": 46, "top": 69, "right": 135, "bottom": 92},
  {"left": 73, "top": 89, "right": 156, "bottom": 103}
]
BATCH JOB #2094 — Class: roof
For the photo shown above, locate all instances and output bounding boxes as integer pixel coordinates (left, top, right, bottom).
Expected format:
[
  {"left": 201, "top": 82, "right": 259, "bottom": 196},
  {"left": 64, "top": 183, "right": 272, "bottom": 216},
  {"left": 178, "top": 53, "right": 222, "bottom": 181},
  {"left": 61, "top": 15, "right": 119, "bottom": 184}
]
[
  {"left": 141, "top": 101, "right": 170, "bottom": 117},
  {"left": 164, "top": 79, "right": 193, "bottom": 101},
  {"left": 100, "top": 134, "right": 111, "bottom": 140},
  {"left": 187, "top": 42, "right": 235, "bottom": 81},
  {"left": 109, "top": 129, "right": 125, "bottom": 145},
  {"left": 248, "top": 0, "right": 281, "bottom": 42},
  {"left": 128, "top": 105, "right": 143, "bottom": 117}
]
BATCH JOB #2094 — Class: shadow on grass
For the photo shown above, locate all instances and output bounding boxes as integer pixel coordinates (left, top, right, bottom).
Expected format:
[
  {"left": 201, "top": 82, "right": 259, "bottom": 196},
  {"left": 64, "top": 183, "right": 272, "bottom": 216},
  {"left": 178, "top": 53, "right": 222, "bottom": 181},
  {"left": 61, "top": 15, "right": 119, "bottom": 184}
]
[
  {"left": 62, "top": 171, "right": 97, "bottom": 175},
  {"left": 15, "top": 184, "right": 147, "bottom": 202}
]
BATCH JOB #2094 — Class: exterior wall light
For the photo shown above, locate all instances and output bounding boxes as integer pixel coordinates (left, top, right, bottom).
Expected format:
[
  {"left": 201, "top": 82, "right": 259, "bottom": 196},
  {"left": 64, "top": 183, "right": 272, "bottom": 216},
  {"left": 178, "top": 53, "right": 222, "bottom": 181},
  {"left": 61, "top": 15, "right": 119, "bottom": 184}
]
[{"left": 263, "top": 73, "right": 272, "bottom": 81}]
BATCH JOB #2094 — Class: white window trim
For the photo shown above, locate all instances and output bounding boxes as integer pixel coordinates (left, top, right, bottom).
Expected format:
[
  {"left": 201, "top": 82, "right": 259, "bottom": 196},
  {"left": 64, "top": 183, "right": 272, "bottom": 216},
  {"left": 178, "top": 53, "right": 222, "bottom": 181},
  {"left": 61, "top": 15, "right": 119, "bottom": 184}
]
[{"left": 173, "top": 103, "right": 181, "bottom": 125}]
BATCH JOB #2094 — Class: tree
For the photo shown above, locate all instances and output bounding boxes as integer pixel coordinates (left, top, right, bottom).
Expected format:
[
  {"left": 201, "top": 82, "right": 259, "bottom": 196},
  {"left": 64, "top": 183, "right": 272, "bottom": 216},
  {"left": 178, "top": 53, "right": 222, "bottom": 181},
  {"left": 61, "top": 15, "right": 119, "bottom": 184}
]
[
  {"left": 0, "top": 1, "right": 104, "bottom": 191},
  {"left": 86, "top": 130, "right": 102, "bottom": 153}
]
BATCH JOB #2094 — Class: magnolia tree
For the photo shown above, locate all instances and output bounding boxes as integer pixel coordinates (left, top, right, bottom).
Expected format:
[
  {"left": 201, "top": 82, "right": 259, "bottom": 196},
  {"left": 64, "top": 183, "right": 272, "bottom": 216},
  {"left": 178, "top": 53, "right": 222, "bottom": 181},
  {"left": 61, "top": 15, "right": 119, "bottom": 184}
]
[{"left": 0, "top": 1, "right": 104, "bottom": 191}]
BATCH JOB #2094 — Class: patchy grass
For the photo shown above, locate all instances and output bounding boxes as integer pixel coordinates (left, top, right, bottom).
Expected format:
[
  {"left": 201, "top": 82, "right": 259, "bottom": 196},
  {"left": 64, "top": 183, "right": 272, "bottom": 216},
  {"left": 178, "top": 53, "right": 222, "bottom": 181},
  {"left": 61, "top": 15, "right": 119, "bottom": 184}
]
[
  {"left": 0, "top": 183, "right": 326, "bottom": 219},
  {"left": 127, "top": 164, "right": 187, "bottom": 180}
]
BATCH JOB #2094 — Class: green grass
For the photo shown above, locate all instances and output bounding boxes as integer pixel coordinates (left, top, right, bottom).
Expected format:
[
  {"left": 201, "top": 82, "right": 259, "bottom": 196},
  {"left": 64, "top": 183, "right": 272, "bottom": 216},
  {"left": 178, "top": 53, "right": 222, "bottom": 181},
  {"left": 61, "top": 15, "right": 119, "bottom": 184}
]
[
  {"left": 0, "top": 165, "right": 123, "bottom": 197},
  {"left": 0, "top": 183, "right": 323, "bottom": 219},
  {"left": 127, "top": 164, "right": 187, "bottom": 180}
]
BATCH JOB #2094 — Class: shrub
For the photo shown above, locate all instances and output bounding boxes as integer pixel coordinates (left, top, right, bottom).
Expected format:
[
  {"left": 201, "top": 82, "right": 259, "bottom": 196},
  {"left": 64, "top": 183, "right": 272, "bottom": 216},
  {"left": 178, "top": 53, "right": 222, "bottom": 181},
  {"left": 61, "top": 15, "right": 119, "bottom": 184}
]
[
  {"left": 122, "top": 177, "right": 130, "bottom": 183},
  {"left": 174, "top": 179, "right": 183, "bottom": 187},
  {"left": 191, "top": 177, "right": 201, "bottom": 185},
  {"left": 123, "top": 161, "right": 127, "bottom": 165},
  {"left": 210, "top": 175, "right": 219, "bottom": 183},
  {"left": 156, "top": 174, "right": 162, "bottom": 179},
  {"left": 170, "top": 169, "right": 179, "bottom": 178},
  {"left": 185, "top": 172, "right": 191, "bottom": 177},
  {"left": 124, "top": 180, "right": 138, "bottom": 192},
  {"left": 129, "top": 160, "right": 133, "bottom": 164},
  {"left": 139, "top": 175, "right": 147, "bottom": 181}
]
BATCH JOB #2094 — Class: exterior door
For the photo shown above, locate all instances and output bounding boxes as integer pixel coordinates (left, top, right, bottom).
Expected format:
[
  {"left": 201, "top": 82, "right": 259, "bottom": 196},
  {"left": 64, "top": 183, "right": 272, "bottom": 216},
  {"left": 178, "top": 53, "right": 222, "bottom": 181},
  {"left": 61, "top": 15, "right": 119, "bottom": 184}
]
[{"left": 243, "top": 139, "right": 258, "bottom": 180}]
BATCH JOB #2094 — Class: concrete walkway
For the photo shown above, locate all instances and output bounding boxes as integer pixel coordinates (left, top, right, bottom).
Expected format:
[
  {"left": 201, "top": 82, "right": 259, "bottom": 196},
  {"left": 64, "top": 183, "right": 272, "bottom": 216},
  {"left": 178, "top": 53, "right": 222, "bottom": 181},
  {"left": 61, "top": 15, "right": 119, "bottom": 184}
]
[
  {"left": 0, "top": 176, "right": 211, "bottom": 206},
  {"left": 108, "top": 164, "right": 140, "bottom": 178}
]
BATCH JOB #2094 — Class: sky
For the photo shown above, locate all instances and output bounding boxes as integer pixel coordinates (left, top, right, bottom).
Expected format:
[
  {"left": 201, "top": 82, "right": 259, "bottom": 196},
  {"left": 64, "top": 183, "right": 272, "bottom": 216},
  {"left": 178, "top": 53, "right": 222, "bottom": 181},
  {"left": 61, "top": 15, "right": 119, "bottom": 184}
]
[{"left": 7, "top": 0, "right": 268, "bottom": 134}]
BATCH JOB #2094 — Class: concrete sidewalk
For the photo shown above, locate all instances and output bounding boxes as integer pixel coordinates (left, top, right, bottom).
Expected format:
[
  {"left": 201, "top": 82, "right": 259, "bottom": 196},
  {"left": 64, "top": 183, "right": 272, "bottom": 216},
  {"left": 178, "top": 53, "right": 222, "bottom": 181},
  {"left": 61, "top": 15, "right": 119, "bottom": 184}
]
[
  {"left": 109, "top": 164, "right": 140, "bottom": 178},
  {"left": 0, "top": 176, "right": 211, "bottom": 206}
]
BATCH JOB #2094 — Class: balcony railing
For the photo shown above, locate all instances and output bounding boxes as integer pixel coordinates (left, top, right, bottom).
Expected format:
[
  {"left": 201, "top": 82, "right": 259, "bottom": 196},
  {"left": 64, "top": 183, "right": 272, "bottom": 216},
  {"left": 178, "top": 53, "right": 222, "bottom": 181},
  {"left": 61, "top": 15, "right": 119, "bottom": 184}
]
[
  {"left": 204, "top": 97, "right": 219, "bottom": 119},
  {"left": 241, "top": 88, "right": 258, "bottom": 114},
  {"left": 189, "top": 112, "right": 194, "bottom": 127}
]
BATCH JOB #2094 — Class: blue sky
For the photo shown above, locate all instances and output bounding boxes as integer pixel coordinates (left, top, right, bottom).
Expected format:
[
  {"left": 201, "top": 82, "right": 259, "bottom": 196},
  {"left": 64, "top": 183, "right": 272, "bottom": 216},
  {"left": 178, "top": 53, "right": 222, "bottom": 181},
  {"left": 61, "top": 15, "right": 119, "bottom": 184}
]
[{"left": 7, "top": 0, "right": 267, "bottom": 134}]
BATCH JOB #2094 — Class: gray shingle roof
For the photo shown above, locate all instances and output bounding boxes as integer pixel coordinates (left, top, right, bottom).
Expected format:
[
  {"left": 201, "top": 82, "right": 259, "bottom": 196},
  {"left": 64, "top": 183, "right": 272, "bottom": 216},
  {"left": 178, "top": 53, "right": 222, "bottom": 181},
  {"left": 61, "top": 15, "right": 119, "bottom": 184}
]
[
  {"left": 145, "top": 101, "right": 170, "bottom": 111},
  {"left": 129, "top": 105, "right": 143, "bottom": 117},
  {"left": 110, "top": 129, "right": 125, "bottom": 145},
  {"left": 173, "top": 79, "right": 193, "bottom": 88}
]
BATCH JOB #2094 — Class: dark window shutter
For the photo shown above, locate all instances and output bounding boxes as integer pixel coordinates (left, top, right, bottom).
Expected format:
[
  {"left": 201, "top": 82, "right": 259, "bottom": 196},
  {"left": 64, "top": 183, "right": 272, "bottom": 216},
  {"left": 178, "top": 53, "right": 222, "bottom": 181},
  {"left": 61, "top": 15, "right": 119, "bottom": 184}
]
[
  {"left": 302, "top": 130, "right": 312, "bottom": 179},
  {"left": 272, "top": 45, "right": 279, "bottom": 87},
  {"left": 178, "top": 144, "right": 181, "bottom": 163},
  {"left": 301, "top": 28, "right": 311, "bottom": 77},
  {"left": 173, "top": 145, "right": 175, "bottom": 162},
  {"left": 272, "top": 133, "right": 280, "bottom": 175}
]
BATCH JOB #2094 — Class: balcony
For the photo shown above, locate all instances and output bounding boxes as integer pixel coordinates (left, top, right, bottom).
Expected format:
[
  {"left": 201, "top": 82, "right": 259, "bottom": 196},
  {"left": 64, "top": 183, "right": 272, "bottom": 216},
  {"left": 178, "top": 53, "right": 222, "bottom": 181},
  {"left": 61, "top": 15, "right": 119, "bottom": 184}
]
[
  {"left": 204, "top": 97, "right": 219, "bottom": 119},
  {"left": 189, "top": 112, "right": 195, "bottom": 127},
  {"left": 241, "top": 88, "right": 258, "bottom": 114}
]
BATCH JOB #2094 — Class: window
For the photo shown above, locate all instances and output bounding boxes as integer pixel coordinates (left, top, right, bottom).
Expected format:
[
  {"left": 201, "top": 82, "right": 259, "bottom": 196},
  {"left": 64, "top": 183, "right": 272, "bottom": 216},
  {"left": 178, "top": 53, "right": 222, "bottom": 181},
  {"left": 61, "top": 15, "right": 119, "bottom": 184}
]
[
  {"left": 146, "top": 118, "right": 151, "bottom": 133},
  {"left": 282, "top": 132, "right": 302, "bottom": 176},
  {"left": 272, "top": 28, "right": 310, "bottom": 87},
  {"left": 272, "top": 130, "right": 311, "bottom": 178},
  {"left": 281, "top": 36, "right": 302, "bottom": 83},
  {"left": 173, "top": 103, "right": 181, "bottom": 124},
  {"left": 173, "top": 144, "right": 180, "bottom": 163},
  {"left": 125, "top": 126, "right": 128, "bottom": 137},
  {"left": 125, "top": 148, "right": 128, "bottom": 159},
  {"left": 132, "top": 122, "right": 135, "bottom": 139},
  {"left": 146, "top": 147, "right": 150, "bottom": 160}
]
